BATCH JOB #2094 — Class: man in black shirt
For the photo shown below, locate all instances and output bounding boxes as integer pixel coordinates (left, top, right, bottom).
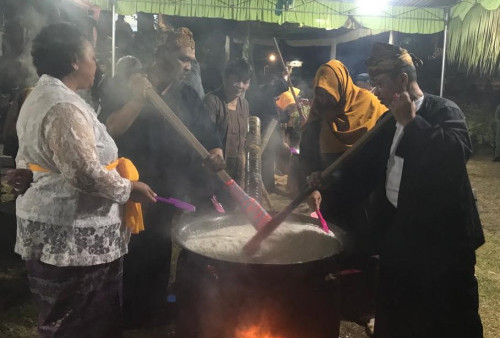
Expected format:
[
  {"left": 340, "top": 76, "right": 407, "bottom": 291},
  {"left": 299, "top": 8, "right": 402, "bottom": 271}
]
[{"left": 99, "top": 29, "right": 223, "bottom": 327}]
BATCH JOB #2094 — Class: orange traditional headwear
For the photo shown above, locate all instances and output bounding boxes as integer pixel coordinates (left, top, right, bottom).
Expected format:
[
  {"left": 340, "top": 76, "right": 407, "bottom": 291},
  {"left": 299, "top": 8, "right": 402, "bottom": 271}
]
[
  {"left": 163, "top": 27, "right": 195, "bottom": 51},
  {"left": 276, "top": 87, "right": 300, "bottom": 111},
  {"left": 309, "top": 59, "right": 387, "bottom": 154}
]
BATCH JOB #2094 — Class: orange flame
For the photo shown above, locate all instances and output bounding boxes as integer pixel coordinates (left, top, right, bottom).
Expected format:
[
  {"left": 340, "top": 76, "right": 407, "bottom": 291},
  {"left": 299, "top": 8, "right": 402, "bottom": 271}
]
[
  {"left": 235, "top": 324, "right": 285, "bottom": 338},
  {"left": 235, "top": 316, "right": 285, "bottom": 338}
]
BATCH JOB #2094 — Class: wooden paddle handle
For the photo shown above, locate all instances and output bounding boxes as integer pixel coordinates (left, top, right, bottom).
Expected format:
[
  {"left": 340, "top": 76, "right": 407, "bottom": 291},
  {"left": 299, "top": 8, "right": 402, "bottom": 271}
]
[
  {"left": 319, "top": 111, "right": 393, "bottom": 182},
  {"left": 146, "top": 89, "right": 273, "bottom": 232},
  {"left": 243, "top": 111, "right": 394, "bottom": 254},
  {"left": 145, "top": 89, "right": 232, "bottom": 183},
  {"left": 272, "top": 37, "right": 305, "bottom": 122},
  {"left": 291, "top": 111, "right": 394, "bottom": 200}
]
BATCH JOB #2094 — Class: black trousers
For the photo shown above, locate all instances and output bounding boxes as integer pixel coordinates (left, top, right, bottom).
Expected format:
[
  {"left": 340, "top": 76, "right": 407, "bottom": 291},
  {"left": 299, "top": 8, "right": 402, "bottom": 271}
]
[
  {"left": 375, "top": 257, "right": 483, "bottom": 338},
  {"left": 122, "top": 205, "right": 174, "bottom": 327}
]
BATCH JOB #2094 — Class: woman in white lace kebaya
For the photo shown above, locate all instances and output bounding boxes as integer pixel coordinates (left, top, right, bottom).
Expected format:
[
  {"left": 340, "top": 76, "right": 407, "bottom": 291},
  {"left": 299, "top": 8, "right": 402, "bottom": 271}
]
[{"left": 14, "top": 23, "right": 156, "bottom": 337}]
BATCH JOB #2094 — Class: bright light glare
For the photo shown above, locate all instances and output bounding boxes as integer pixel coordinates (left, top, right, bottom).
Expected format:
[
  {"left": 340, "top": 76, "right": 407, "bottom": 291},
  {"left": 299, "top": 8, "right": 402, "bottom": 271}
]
[
  {"left": 356, "top": 0, "right": 388, "bottom": 16},
  {"left": 288, "top": 60, "right": 303, "bottom": 68},
  {"left": 268, "top": 53, "right": 277, "bottom": 62}
]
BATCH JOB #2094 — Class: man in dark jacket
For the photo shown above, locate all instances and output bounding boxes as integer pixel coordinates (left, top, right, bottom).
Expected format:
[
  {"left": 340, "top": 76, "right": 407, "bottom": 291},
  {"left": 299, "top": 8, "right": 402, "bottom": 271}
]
[
  {"left": 99, "top": 29, "right": 223, "bottom": 328},
  {"left": 311, "top": 42, "right": 484, "bottom": 338},
  {"left": 203, "top": 58, "right": 251, "bottom": 186}
]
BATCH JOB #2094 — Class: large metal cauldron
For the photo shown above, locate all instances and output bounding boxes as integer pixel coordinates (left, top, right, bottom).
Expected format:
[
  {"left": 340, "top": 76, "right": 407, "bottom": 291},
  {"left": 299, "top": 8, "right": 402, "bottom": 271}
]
[{"left": 174, "top": 213, "right": 345, "bottom": 338}]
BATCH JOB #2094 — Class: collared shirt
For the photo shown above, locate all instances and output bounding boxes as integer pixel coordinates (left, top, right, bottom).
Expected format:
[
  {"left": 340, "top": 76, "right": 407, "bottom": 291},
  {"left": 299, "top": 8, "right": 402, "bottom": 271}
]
[{"left": 386, "top": 95, "right": 424, "bottom": 207}]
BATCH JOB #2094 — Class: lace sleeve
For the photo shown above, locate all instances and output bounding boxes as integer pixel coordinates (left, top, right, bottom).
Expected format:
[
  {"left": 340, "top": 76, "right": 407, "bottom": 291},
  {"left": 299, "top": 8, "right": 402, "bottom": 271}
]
[
  {"left": 15, "top": 152, "right": 29, "bottom": 169},
  {"left": 42, "top": 103, "right": 131, "bottom": 204}
]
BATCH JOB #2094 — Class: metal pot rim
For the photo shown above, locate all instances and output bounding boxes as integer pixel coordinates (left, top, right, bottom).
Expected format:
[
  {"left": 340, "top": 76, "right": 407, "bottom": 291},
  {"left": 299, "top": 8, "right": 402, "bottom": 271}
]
[{"left": 173, "top": 212, "right": 346, "bottom": 266}]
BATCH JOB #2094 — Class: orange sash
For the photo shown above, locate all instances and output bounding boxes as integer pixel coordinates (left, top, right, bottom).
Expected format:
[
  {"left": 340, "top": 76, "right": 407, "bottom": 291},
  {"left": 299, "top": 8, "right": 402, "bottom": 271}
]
[{"left": 29, "top": 157, "right": 144, "bottom": 234}]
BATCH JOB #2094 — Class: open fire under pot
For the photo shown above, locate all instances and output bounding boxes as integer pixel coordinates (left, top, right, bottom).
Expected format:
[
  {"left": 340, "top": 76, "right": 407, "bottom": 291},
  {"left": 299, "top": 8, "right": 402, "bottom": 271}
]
[{"left": 173, "top": 213, "right": 346, "bottom": 338}]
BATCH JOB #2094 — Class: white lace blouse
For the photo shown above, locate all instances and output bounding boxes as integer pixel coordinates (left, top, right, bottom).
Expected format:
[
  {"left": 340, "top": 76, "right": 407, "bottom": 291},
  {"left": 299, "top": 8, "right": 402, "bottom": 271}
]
[{"left": 15, "top": 75, "right": 132, "bottom": 266}]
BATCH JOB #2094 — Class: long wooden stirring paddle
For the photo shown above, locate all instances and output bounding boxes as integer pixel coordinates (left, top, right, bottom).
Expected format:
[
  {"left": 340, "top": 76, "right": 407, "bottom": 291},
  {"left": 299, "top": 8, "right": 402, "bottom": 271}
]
[
  {"left": 243, "top": 111, "right": 394, "bottom": 255},
  {"left": 146, "top": 89, "right": 272, "bottom": 229}
]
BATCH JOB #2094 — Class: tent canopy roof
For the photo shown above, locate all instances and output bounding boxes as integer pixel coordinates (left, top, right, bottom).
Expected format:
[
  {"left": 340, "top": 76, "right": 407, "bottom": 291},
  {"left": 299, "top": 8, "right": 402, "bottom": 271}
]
[
  {"left": 335, "top": 0, "right": 459, "bottom": 8},
  {"left": 90, "top": 0, "right": 456, "bottom": 34},
  {"left": 88, "top": 0, "right": 500, "bottom": 39}
]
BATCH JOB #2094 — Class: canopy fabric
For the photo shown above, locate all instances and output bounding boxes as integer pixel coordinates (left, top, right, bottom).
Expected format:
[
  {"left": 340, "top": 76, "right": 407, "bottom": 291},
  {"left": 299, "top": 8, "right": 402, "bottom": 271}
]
[
  {"left": 451, "top": 0, "right": 500, "bottom": 20},
  {"left": 90, "top": 0, "right": 447, "bottom": 33},
  {"left": 88, "top": 0, "right": 500, "bottom": 75},
  {"left": 449, "top": 2, "right": 500, "bottom": 75}
]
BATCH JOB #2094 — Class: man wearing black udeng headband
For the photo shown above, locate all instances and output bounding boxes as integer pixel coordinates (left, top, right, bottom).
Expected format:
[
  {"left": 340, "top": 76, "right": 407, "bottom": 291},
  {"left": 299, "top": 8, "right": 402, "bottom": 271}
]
[{"left": 309, "top": 42, "right": 484, "bottom": 338}]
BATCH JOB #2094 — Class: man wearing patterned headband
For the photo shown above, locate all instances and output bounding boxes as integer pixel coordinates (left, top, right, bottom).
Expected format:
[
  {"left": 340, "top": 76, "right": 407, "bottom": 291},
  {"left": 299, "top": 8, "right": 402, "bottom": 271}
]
[
  {"left": 98, "top": 27, "right": 224, "bottom": 328},
  {"left": 309, "top": 42, "right": 484, "bottom": 338},
  {"left": 365, "top": 42, "right": 483, "bottom": 338}
]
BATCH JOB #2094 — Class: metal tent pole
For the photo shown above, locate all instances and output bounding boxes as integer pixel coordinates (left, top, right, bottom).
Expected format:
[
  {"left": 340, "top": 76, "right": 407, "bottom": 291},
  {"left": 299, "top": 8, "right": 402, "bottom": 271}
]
[
  {"left": 111, "top": 1, "right": 116, "bottom": 77},
  {"left": 389, "top": 30, "right": 394, "bottom": 44},
  {"left": 330, "top": 41, "right": 337, "bottom": 59},
  {"left": 440, "top": 8, "right": 450, "bottom": 97}
]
